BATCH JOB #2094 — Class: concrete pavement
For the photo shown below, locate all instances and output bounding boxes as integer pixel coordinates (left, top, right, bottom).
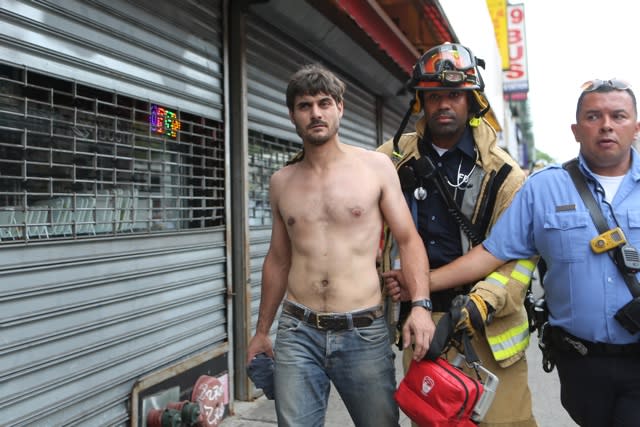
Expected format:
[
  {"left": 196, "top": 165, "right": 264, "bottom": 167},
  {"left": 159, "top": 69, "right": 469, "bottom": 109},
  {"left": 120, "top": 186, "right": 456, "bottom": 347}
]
[{"left": 220, "top": 337, "right": 577, "bottom": 427}]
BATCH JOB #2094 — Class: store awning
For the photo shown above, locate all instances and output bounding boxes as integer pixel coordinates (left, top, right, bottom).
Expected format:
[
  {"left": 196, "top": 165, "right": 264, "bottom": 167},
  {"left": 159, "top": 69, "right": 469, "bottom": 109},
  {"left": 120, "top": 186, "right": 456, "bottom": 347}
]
[{"left": 334, "top": 0, "right": 456, "bottom": 74}]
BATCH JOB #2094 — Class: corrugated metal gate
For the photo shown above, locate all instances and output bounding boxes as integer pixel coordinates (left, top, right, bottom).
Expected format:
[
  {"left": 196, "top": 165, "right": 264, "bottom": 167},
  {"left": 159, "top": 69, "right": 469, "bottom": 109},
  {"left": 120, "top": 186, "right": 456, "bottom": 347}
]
[
  {"left": 381, "top": 95, "right": 421, "bottom": 146},
  {"left": 0, "top": 0, "right": 226, "bottom": 425}
]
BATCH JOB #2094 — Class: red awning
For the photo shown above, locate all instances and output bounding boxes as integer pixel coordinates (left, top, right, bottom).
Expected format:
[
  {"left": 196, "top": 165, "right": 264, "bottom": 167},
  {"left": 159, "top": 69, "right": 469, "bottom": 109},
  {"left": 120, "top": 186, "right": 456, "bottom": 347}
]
[{"left": 335, "top": 0, "right": 420, "bottom": 74}]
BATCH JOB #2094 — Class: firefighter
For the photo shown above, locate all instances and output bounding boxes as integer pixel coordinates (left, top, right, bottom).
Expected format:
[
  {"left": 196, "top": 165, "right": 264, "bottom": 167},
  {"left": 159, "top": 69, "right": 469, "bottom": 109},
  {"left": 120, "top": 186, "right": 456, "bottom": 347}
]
[{"left": 378, "top": 43, "right": 538, "bottom": 427}]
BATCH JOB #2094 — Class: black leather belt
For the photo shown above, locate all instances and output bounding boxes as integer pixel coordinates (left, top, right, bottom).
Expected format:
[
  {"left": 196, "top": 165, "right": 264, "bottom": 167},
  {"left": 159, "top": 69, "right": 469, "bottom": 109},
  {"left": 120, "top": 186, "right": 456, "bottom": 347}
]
[
  {"left": 551, "top": 327, "right": 640, "bottom": 357},
  {"left": 282, "top": 301, "right": 384, "bottom": 331}
]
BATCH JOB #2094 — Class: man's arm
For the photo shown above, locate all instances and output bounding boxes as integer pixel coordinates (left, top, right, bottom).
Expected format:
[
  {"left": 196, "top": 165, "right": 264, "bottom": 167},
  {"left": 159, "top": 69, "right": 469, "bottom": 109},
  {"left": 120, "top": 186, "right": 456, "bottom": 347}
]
[
  {"left": 429, "top": 243, "right": 504, "bottom": 290},
  {"left": 376, "top": 152, "right": 434, "bottom": 360},
  {"left": 246, "top": 174, "right": 291, "bottom": 363}
]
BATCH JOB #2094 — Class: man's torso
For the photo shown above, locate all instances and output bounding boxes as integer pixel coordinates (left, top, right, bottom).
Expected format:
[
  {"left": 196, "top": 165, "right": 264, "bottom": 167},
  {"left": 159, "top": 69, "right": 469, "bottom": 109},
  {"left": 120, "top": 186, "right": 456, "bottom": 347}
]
[{"left": 276, "top": 146, "right": 384, "bottom": 312}]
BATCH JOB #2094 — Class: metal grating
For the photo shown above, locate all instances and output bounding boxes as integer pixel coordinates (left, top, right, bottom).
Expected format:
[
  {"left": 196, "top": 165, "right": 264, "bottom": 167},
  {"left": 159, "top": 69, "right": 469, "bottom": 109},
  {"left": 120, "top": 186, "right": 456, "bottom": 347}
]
[
  {"left": 248, "top": 130, "right": 301, "bottom": 226},
  {"left": 0, "top": 62, "right": 225, "bottom": 242}
]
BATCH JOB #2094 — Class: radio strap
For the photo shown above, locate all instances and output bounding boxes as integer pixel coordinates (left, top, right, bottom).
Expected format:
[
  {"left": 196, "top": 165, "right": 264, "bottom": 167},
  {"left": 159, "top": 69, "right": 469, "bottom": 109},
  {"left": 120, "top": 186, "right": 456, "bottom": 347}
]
[
  {"left": 474, "top": 163, "right": 512, "bottom": 239},
  {"left": 563, "top": 158, "right": 640, "bottom": 298}
]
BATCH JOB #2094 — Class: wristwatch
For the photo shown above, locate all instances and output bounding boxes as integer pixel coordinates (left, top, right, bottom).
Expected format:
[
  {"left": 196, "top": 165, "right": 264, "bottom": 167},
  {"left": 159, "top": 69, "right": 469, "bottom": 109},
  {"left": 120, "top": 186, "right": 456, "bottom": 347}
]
[{"left": 411, "top": 299, "right": 433, "bottom": 311}]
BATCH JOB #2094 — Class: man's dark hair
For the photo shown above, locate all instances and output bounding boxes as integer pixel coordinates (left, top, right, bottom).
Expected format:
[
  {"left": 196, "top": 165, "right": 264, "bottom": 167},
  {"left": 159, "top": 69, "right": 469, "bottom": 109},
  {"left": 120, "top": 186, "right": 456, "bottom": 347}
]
[
  {"left": 576, "top": 85, "right": 637, "bottom": 121},
  {"left": 286, "top": 64, "right": 346, "bottom": 111}
]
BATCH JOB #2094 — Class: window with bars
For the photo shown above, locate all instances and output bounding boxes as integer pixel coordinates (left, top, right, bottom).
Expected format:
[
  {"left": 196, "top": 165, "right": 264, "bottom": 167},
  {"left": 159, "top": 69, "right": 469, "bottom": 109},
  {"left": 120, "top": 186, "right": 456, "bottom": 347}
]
[
  {"left": 248, "top": 131, "right": 301, "bottom": 226},
  {"left": 0, "top": 63, "right": 225, "bottom": 242}
]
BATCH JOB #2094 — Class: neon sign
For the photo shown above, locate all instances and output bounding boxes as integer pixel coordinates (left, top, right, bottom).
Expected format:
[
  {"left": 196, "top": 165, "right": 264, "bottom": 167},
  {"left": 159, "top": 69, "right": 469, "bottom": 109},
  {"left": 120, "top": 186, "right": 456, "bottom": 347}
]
[{"left": 149, "top": 104, "right": 181, "bottom": 138}]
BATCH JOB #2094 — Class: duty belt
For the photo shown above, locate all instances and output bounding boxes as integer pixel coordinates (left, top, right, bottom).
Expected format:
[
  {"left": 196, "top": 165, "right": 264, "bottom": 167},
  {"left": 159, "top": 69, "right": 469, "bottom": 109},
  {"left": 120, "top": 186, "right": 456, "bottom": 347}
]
[
  {"left": 282, "top": 301, "right": 384, "bottom": 331},
  {"left": 551, "top": 327, "right": 640, "bottom": 357}
]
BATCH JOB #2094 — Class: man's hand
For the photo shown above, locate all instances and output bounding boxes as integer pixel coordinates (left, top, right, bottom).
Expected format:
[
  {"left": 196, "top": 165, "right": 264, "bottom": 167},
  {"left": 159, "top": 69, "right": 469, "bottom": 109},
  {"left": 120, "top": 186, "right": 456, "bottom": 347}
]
[
  {"left": 382, "top": 269, "right": 411, "bottom": 302},
  {"left": 246, "top": 333, "right": 274, "bottom": 364},
  {"left": 402, "top": 306, "right": 436, "bottom": 360}
]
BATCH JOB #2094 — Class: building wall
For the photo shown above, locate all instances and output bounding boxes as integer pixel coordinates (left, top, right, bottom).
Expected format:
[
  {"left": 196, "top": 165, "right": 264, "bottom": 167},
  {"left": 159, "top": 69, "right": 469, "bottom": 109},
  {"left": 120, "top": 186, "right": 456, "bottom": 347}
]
[{"left": 0, "top": 0, "right": 455, "bottom": 424}]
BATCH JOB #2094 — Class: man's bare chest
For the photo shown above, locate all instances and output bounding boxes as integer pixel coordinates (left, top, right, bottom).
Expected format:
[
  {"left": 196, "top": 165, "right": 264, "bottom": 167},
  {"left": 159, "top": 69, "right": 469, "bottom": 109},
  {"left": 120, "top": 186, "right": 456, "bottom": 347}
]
[{"left": 279, "top": 182, "right": 378, "bottom": 227}]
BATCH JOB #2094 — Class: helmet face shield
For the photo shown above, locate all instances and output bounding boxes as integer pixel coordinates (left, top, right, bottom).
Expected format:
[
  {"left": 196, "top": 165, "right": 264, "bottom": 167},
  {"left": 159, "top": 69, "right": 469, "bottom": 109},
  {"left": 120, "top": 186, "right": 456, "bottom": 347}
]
[{"left": 413, "top": 43, "right": 484, "bottom": 91}]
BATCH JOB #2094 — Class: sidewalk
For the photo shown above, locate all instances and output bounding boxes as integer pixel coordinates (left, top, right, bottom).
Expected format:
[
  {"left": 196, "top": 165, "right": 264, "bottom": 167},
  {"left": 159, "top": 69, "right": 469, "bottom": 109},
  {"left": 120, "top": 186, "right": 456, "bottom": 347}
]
[{"left": 220, "top": 338, "right": 577, "bottom": 427}]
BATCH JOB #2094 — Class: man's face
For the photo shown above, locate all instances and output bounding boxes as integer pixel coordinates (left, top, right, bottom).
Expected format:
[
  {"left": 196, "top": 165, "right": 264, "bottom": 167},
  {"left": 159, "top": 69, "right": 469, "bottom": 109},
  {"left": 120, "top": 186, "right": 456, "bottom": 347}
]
[
  {"left": 571, "top": 91, "right": 640, "bottom": 176},
  {"left": 422, "top": 90, "right": 470, "bottom": 146},
  {"left": 289, "top": 93, "right": 343, "bottom": 146}
]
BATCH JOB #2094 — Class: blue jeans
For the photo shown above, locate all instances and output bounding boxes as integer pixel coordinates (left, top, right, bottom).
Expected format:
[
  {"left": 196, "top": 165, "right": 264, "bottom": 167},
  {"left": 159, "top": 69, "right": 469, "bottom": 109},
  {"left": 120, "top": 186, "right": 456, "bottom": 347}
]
[{"left": 274, "top": 304, "right": 399, "bottom": 427}]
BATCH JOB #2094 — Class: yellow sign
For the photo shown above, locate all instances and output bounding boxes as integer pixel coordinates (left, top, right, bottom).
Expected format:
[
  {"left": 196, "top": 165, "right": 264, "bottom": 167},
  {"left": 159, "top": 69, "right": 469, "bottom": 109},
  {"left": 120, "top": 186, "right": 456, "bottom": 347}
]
[{"left": 486, "top": 0, "right": 510, "bottom": 70}]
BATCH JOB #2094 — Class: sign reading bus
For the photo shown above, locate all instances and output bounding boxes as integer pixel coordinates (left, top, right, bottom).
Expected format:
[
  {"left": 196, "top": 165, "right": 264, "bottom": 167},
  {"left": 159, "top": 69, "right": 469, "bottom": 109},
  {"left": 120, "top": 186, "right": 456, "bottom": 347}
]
[{"left": 503, "top": 3, "right": 529, "bottom": 99}]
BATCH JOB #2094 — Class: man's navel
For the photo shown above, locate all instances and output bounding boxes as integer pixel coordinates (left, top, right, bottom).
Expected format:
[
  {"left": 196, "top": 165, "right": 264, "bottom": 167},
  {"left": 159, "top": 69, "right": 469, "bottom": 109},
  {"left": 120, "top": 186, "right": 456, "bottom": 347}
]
[
  {"left": 313, "top": 279, "right": 330, "bottom": 295},
  {"left": 351, "top": 207, "right": 362, "bottom": 217}
]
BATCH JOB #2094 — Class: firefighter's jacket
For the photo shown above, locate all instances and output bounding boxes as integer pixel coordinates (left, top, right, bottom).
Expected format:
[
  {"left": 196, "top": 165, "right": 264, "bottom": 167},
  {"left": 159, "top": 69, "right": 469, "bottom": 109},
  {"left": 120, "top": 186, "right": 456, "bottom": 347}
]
[{"left": 378, "top": 116, "right": 536, "bottom": 368}]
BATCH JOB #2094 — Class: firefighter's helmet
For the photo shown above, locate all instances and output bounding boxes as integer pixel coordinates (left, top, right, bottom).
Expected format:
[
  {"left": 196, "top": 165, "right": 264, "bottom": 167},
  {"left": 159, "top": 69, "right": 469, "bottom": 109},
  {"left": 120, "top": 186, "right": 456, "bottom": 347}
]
[
  {"left": 391, "top": 44, "right": 496, "bottom": 157},
  {"left": 411, "top": 43, "right": 485, "bottom": 92}
]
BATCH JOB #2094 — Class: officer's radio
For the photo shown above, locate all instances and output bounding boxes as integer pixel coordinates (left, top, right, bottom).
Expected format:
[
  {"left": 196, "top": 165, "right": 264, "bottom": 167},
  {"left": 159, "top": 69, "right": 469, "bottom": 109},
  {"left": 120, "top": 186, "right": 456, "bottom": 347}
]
[
  {"left": 590, "top": 227, "right": 626, "bottom": 253},
  {"left": 619, "top": 244, "right": 640, "bottom": 273},
  {"left": 614, "top": 244, "right": 640, "bottom": 333}
]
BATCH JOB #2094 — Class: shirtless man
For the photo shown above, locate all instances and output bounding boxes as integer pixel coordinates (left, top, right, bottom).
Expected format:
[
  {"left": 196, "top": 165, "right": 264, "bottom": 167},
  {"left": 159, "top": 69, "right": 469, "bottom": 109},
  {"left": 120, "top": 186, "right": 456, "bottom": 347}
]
[{"left": 246, "top": 64, "right": 435, "bottom": 427}]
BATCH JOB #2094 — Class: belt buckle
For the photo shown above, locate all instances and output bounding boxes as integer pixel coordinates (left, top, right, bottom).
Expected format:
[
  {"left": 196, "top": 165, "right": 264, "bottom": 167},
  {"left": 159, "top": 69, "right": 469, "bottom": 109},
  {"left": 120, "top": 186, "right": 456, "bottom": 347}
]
[{"left": 315, "top": 313, "right": 328, "bottom": 330}]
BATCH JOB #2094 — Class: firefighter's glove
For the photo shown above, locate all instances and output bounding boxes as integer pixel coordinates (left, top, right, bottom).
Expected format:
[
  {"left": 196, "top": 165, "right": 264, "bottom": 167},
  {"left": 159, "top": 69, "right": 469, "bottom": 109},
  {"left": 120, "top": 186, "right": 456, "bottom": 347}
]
[{"left": 451, "top": 294, "right": 493, "bottom": 338}]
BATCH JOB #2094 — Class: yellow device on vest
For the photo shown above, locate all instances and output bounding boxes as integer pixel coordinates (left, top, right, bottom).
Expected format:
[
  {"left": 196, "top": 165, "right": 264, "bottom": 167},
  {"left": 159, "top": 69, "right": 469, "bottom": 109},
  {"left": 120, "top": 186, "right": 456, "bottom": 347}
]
[{"left": 590, "top": 227, "right": 626, "bottom": 254}]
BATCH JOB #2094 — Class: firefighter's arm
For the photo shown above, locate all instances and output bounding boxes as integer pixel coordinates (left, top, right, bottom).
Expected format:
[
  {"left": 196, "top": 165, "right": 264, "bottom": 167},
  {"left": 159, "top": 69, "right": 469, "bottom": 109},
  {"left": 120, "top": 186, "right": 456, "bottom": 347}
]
[
  {"left": 470, "top": 169, "right": 532, "bottom": 318},
  {"left": 446, "top": 257, "right": 537, "bottom": 337},
  {"left": 470, "top": 257, "right": 538, "bottom": 319},
  {"left": 472, "top": 257, "right": 539, "bottom": 367},
  {"left": 450, "top": 293, "right": 491, "bottom": 337},
  {"left": 460, "top": 165, "right": 530, "bottom": 329},
  {"left": 428, "top": 244, "right": 507, "bottom": 337}
]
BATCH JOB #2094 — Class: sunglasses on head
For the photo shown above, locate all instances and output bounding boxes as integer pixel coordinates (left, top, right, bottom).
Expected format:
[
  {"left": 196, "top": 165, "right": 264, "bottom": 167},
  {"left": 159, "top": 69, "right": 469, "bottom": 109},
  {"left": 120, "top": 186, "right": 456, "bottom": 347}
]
[{"left": 580, "top": 79, "right": 631, "bottom": 92}]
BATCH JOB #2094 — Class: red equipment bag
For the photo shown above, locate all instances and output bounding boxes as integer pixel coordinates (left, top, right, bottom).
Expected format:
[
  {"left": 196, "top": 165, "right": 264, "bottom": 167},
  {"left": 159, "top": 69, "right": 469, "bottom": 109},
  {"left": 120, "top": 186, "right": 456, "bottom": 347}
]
[
  {"left": 395, "top": 356, "right": 483, "bottom": 427},
  {"left": 395, "top": 310, "right": 486, "bottom": 426}
]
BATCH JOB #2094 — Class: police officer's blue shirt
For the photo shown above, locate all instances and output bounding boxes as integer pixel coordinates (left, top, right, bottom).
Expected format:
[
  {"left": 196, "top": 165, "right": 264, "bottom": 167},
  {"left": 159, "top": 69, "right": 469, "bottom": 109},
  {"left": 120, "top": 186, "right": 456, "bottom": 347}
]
[{"left": 483, "top": 151, "right": 640, "bottom": 344}]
